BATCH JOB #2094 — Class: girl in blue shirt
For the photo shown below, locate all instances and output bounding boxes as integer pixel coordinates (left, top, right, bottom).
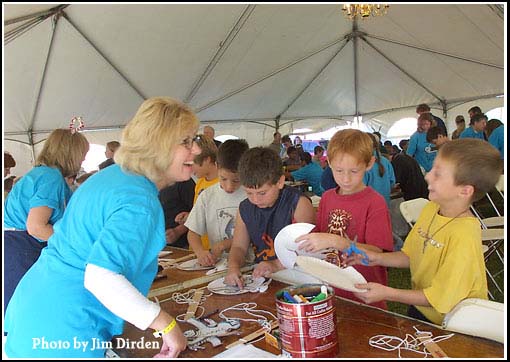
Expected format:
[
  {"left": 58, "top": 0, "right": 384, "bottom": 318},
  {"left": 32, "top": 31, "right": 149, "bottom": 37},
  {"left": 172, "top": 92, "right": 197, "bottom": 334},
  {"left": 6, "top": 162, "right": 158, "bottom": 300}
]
[{"left": 5, "top": 97, "right": 200, "bottom": 358}]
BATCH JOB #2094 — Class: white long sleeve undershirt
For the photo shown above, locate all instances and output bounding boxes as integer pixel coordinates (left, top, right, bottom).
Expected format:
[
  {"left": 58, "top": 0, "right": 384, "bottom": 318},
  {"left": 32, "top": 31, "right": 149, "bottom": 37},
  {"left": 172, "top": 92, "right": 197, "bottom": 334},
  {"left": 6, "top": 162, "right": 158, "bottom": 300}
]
[{"left": 84, "top": 263, "right": 160, "bottom": 330}]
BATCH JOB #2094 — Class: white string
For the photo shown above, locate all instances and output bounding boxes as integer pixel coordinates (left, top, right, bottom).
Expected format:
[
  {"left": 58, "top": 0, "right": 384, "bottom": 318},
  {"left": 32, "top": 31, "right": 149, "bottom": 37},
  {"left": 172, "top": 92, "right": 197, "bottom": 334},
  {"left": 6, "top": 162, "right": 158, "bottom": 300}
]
[
  {"left": 219, "top": 302, "right": 277, "bottom": 337},
  {"left": 368, "top": 325, "right": 454, "bottom": 358},
  {"left": 152, "top": 288, "right": 212, "bottom": 321}
]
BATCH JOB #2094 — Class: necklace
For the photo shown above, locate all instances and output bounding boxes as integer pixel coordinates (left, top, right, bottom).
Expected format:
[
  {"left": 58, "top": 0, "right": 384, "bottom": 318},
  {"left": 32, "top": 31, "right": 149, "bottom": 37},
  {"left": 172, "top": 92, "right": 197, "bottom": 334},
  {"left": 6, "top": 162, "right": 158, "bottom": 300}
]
[{"left": 418, "top": 208, "right": 470, "bottom": 253}]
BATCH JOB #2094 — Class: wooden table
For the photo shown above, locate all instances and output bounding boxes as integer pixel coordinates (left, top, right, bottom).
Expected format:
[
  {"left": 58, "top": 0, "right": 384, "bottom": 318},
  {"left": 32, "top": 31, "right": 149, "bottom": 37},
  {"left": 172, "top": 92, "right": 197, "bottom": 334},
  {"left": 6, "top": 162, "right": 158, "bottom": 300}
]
[{"left": 114, "top": 280, "right": 504, "bottom": 358}]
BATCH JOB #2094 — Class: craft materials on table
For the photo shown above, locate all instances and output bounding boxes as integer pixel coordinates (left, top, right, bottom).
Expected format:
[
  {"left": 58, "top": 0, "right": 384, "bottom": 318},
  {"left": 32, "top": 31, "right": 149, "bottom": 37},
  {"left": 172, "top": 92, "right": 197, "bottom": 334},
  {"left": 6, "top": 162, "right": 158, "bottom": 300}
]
[
  {"left": 207, "top": 274, "right": 271, "bottom": 295},
  {"left": 275, "top": 284, "right": 338, "bottom": 358},
  {"left": 184, "top": 317, "right": 241, "bottom": 351},
  {"left": 368, "top": 326, "right": 453, "bottom": 358},
  {"left": 158, "top": 253, "right": 197, "bottom": 269},
  {"left": 176, "top": 258, "right": 216, "bottom": 271}
]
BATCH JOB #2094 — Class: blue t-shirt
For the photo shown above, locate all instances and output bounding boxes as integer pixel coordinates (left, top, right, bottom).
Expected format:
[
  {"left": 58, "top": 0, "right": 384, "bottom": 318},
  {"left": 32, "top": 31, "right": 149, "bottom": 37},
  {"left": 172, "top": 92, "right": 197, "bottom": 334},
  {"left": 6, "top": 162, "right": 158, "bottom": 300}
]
[
  {"left": 459, "top": 126, "right": 485, "bottom": 140},
  {"left": 4, "top": 164, "right": 166, "bottom": 357},
  {"left": 321, "top": 165, "right": 337, "bottom": 191},
  {"left": 291, "top": 162, "right": 325, "bottom": 196},
  {"left": 363, "top": 154, "right": 396, "bottom": 207},
  {"left": 407, "top": 131, "right": 436, "bottom": 172},
  {"left": 239, "top": 186, "right": 301, "bottom": 263},
  {"left": 4, "top": 165, "right": 71, "bottom": 240},
  {"left": 488, "top": 125, "right": 504, "bottom": 159}
]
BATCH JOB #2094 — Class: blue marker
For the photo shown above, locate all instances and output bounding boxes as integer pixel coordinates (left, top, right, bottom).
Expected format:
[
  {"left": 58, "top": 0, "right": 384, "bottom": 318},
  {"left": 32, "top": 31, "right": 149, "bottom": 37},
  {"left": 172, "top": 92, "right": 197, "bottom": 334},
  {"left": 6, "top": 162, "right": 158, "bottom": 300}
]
[{"left": 282, "top": 291, "right": 296, "bottom": 303}]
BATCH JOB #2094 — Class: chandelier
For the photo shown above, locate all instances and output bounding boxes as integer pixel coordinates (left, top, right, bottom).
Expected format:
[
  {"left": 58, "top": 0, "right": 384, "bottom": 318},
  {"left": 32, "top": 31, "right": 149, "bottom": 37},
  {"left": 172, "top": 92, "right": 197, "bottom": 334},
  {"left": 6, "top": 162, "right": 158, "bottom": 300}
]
[{"left": 342, "top": 4, "right": 389, "bottom": 20}]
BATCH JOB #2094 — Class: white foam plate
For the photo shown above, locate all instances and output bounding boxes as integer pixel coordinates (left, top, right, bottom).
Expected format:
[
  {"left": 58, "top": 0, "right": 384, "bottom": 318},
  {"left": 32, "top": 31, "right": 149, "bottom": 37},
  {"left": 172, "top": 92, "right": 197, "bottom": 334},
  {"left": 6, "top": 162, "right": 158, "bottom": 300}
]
[
  {"left": 296, "top": 255, "right": 367, "bottom": 293},
  {"left": 274, "top": 223, "right": 324, "bottom": 269},
  {"left": 271, "top": 267, "right": 323, "bottom": 286},
  {"left": 176, "top": 258, "right": 215, "bottom": 271},
  {"left": 207, "top": 275, "right": 268, "bottom": 295}
]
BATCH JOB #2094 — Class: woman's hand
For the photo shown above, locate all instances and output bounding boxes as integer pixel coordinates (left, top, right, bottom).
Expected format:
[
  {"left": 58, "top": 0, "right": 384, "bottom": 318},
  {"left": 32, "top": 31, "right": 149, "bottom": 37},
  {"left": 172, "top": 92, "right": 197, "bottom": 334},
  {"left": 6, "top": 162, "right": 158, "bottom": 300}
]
[{"left": 153, "top": 322, "right": 187, "bottom": 358}]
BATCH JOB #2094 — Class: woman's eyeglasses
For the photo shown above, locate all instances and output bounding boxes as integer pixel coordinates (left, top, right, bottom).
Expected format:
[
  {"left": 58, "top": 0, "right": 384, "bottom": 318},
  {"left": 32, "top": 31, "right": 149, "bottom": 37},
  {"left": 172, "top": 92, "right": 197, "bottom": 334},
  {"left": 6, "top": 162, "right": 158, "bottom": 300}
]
[{"left": 182, "top": 135, "right": 201, "bottom": 149}]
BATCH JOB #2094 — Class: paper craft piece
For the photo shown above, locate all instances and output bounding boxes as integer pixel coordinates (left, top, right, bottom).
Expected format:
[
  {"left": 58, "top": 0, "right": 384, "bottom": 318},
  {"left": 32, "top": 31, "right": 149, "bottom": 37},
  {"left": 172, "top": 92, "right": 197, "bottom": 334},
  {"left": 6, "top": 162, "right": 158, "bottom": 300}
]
[
  {"left": 296, "top": 255, "right": 367, "bottom": 293},
  {"left": 207, "top": 274, "right": 268, "bottom": 295},
  {"left": 275, "top": 222, "right": 325, "bottom": 269},
  {"left": 176, "top": 258, "right": 215, "bottom": 271},
  {"left": 205, "top": 258, "right": 229, "bottom": 275}
]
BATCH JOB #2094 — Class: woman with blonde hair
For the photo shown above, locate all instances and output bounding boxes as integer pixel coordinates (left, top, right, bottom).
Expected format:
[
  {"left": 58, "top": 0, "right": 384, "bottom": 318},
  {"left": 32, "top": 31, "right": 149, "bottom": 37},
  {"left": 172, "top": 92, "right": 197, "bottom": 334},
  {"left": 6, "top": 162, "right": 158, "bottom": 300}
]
[
  {"left": 5, "top": 97, "right": 200, "bottom": 358},
  {"left": 4, "top": 128, "right": 89, "bottom": 312}
]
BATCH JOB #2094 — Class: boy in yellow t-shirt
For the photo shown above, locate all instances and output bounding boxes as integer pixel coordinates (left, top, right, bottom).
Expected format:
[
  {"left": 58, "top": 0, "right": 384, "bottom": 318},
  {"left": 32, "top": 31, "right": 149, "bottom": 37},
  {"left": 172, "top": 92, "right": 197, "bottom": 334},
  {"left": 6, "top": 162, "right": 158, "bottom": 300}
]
[{"left": 348, "top": 139, "right": 501, "bottom": 325}]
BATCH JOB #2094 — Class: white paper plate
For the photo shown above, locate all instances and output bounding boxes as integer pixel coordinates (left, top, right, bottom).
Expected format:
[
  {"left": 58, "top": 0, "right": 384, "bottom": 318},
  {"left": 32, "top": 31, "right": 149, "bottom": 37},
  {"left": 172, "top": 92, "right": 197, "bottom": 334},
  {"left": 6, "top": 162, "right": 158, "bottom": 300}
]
[
  {"left": 176, "top": 258, "right": 215, "bottom": 271},
  {"left": 296, "top": 255, "right": 367, "bottom": 293},
  {"left": 274, "top": 223, "right": 323, "bottom": 269},
  {"left": 207, "top": 275, "right": 268, "bottom": 295}
]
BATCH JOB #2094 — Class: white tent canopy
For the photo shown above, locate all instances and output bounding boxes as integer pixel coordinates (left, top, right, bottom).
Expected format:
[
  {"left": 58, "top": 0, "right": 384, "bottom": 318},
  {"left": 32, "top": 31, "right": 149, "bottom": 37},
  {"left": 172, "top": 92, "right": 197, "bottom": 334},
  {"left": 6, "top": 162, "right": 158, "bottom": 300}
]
[{"left": 3, "top": 3, "right": 505, "bottom": 174}]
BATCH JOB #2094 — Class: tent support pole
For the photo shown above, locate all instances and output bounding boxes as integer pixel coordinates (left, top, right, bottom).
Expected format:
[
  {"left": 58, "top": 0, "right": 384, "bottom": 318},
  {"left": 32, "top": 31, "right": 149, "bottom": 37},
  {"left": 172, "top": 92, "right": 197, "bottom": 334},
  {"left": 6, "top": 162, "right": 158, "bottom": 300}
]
[
  {"left": 62, "top": 13, "right": 147, "bottom": 100},
  {"left": 184, "top": 5, "right": 256, "bottom": 104},
  {"left": 28, "top": 130, "right": 36, "bottom": 164},
  {"left": 352, "top": 20, "right": 360, "bottom": 121},
  {"left": 361, "top": 36, "right": 443, "bottom": 104}
]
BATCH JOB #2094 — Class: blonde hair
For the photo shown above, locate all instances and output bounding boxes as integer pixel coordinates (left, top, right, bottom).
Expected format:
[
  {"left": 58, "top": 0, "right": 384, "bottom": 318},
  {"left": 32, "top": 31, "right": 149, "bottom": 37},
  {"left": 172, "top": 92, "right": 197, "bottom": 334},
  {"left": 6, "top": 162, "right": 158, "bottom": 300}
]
[
  {"left": 36, "top": 129, "right": 89, "bottom": 178},
  {"left": 114, "top": 97, "right": 199, "bottom": 184},
  {"left": 327, "top": 129, "right": 373, "bottom": 165},
  {"left": 439, "top": 139, "right": 501, "bottom": 202}
]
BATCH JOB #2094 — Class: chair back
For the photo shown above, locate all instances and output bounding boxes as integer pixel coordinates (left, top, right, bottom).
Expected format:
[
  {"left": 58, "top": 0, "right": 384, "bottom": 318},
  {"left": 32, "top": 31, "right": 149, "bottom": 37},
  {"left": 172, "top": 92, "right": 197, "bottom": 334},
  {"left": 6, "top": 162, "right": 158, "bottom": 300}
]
[
  {"left": 442, "top": 298, "right": 504, "bottom": 343},
  {"left": 399, "top": 198, "right": 429, "bottom": 227}
]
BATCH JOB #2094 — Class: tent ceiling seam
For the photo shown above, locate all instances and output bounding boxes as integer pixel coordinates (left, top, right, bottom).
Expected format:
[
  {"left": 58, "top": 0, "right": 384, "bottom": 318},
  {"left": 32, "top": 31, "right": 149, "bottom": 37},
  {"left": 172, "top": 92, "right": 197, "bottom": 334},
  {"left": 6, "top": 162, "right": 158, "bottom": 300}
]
[
  {"left": 184, "top": 4, "right": 256, "bottom": 104},
  {"left": 4, "top": 4, "right": 69, "bottom": 26},
  {"left": 487, "top": 4, "right": 504, "bottom": 20},
  {"left": 5, "top": 16, "right": 45, "bottom": 44},
  {"left": 361, "top": 36, "right": 443, "bottom": 104},
  {"left": 27, "top": 12, "right": 61, "bottom": 140},
  {"left": 194, "top": 33, "right": 350, "bottom": 113},
  {"left": 62, "top": 13, "right": 147, "bottom": 100},
  {"left": 365, "top": 34, "right": 503, "bottom": 70},
  {"left": 279, "top": 38, "right": 350, "bottom": 119}
]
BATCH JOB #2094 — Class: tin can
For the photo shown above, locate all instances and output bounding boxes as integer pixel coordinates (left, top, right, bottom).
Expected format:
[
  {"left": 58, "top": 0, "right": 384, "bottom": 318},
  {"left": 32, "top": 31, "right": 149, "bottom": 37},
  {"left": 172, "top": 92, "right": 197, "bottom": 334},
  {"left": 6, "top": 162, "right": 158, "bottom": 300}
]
[{"left": 275, "top": 284, "right": 338, "bottom": 358}]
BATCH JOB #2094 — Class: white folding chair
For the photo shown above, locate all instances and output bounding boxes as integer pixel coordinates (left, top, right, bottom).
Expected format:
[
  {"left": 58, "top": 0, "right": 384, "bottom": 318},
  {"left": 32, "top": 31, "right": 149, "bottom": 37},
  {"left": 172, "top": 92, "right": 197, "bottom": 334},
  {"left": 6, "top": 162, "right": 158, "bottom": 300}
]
[
  {"left": 442, "top": 298, "right": 504, "bottom": 343},
  {"left": 399, "top": 198, "right": 429, "bottom": 228},
  {"left": 481, "top": 228, "right": 505, "bottom": 300}
]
